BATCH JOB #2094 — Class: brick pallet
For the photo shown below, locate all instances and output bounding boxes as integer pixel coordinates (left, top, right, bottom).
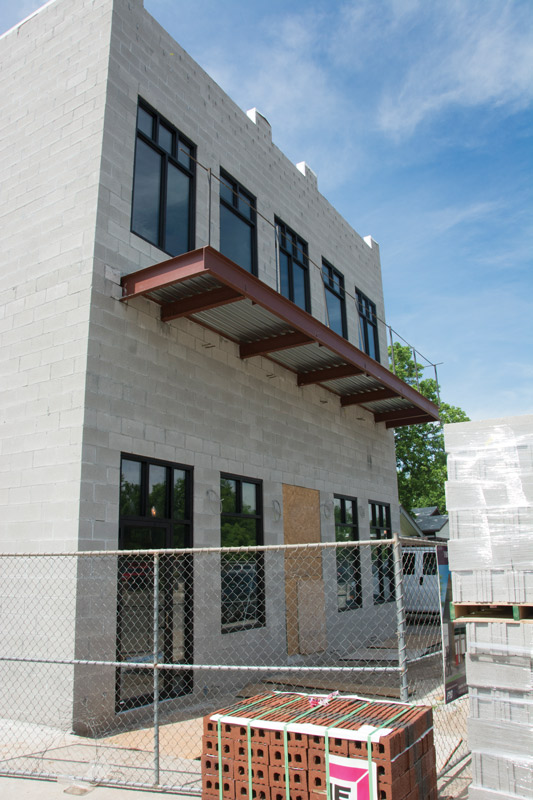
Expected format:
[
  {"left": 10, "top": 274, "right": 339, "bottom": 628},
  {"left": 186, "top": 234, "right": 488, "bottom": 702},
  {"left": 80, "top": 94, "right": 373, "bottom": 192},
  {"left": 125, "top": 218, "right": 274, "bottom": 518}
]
[{"left": 201, "top": 692, "right": 437, "bottom": 800}]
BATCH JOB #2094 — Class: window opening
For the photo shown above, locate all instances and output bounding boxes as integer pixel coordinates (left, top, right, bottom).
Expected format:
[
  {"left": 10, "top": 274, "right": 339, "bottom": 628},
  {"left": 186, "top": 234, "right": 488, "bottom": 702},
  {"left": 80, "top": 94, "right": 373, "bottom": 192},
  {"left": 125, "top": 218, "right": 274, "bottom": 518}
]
[
  {"left": 117, "top": 455, "right": 193, "bottom": 711},
  {"left": 131, "top": 99, "right": 195, "bottom": 256},
  {"left": 220, "top": 474, "right": 265, "bottom": 632},
  {"left": 334, "top": 496, "right": 361, "bottom": 611},
  {"left": 275, "top": 218, "right": 310, "bottom": 312},
  {"left": 355, "top": 289, "right": 380, "bottom": 361},
  {"left": 219, "top": 170, "right": 257, "bottom": 274},
  {"left": 322, "top": 260, "right": 347, "bottom": 338}
]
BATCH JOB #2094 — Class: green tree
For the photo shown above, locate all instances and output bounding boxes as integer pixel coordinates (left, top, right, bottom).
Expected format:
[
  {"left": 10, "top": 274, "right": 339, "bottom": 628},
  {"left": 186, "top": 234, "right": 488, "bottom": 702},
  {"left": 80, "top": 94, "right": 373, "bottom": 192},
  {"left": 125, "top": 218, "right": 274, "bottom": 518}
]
[{"left": 389, "top": 343, "right": 470, "bottom": 513}]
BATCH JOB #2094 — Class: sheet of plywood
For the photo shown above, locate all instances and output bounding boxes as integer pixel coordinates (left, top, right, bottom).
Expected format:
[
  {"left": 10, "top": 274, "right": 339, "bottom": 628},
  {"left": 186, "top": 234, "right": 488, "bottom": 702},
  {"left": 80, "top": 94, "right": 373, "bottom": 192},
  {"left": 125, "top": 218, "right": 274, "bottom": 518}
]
[
  {"left": 282, "top": 485, "right": 322, "bottom": 655},
  {"left": 297, "top": 578, "right": 327, "bottom": 654}
]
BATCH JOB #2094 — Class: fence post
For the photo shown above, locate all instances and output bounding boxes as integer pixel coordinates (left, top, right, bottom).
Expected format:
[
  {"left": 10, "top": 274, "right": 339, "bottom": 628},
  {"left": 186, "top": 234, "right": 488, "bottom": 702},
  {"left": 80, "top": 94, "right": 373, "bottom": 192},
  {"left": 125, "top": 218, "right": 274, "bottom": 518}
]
[
  {"left": 392, "top": 532, "right": 409, "bottom": 702},
  {"left": 153, "top": 552, "right": 160, "bottom": 786}
]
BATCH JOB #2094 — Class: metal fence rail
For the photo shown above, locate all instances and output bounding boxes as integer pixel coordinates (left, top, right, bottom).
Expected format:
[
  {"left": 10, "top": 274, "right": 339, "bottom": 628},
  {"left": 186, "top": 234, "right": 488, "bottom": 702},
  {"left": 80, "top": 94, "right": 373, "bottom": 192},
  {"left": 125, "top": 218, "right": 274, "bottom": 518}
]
[{"left": 0, "top": 539, "right": 468, "bottom": 796}]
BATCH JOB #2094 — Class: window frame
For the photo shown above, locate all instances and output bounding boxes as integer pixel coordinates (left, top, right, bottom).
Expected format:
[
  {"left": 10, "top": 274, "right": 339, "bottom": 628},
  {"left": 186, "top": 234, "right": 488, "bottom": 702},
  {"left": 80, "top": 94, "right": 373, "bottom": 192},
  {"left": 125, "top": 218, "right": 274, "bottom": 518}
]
[
  {"left": 131, "top": 98, "right": 196, "bottom": 257},
  {"left": 322, "top": 259, "right": 347, "bottom": 339},
  {"left": 220, "top": 473, "right": 265, "bottom": 633},
  {"left": 355, "top": 289, "right": 380, "bottom": 361},
  {"left": 334, "top": 495, "right": 362, "bottom": 612},
  {"left": 219, "top": 169, "right": 257, "bottom": 275},
  {"left": 369, "top": 500, "right": 394, "bottom": 604},
  {"left": 275, "top": 218, "right": 311, "bottom": 312}
]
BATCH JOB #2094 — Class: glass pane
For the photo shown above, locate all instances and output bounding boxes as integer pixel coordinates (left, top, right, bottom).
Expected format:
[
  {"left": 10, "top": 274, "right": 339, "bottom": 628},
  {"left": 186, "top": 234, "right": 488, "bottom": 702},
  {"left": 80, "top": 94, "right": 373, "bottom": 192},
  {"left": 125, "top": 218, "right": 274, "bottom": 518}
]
[
  {"left": 131, "top": 138, "right": 162, "bottom": 246},
  {"left": 159, "top": 123, "right": 173, "bottom": 154},
  {"left": 219, "top": 205, "right": 253, "bottom": 272},
  {"left": 238, "top": 189, "right": 254, "bottom": 220},
  {"left": 137, "top": 106, "right": 154, "bottom": 138},
  {"left": 345, "top": 501, "right": 355, "bottom": 526},
  {"left": 120, "top": 459, "right": 142, "bottom": 516},
  {"left": 335, "top": 525, "right": 352, "bottom": 543},
  {"left": 173, "top": 469, "right": 187, "bottom": 520},
  {"left": 221, "top": 517, "right": 257, "bottom": 548},
  {"left": 279, "top": 252, "right": 290, "bottom": 299},
  {"left": 177, "top": 140, "right": 192, "bottom": 170},
  {"left": 367, "top": 324, "right": 378, "bottom": 360},
  {"left": 148, "top": 464, "right": 167, "bottom": 518},
  {"left": 165, "top": 162, "right": 190, "bottom": 256},
  {"left": 172, "top": 523, "right": 189, "bottom": 548},
  {"left": 403, "top": 552, "right": 416, "bottom": 574},
  {"left": 221, "top": 553, "right": 262, "bottom": 629},
  {"left": 423, "top": 552, "right": 437, "bottom": 575},
  {"left": 221, "top": 478, "right": 237, "bottom": 514},
  {"left": 336, "top": 549, "right": 361, "bottom": 611},
  {"left": 220, "top": 175, "right": 234, "bottom": 205},
  {"left": 334, "top": 497, "right": 342, "bottom": 524},
  {"left": 292, "top": 262, "right": 307, "bottom": 309},
  {"left": 241, "top": 482, "right": 257, "bottom": 514},
  {"left": 325, "top": 288, "right": 345, "bottom": 337}
]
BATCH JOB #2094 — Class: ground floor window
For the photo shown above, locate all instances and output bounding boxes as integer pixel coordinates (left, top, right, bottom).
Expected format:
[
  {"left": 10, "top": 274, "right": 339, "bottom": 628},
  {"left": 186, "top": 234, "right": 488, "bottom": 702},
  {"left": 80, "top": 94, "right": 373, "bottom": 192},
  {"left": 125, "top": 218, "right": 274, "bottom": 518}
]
[
  {"left": 117, "top": 455, "right": 193, "bottom": 711},
  {"left": 220, "top": 474, "right": 265, "bottom": 632},
  {"left": 369, "top": 501, "right": 394, "bottom": 604},
  {"left": 334, "top": 495, "right": 362, "bottom": 611}
]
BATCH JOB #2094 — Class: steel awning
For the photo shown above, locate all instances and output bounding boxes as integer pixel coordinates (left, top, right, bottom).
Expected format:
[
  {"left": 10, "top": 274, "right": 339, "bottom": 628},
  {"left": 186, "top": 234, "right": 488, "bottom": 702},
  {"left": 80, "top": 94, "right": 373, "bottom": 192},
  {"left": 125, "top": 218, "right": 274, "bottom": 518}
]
[{"left": 121, "top": 247, "right": 440, "bottom": 428}]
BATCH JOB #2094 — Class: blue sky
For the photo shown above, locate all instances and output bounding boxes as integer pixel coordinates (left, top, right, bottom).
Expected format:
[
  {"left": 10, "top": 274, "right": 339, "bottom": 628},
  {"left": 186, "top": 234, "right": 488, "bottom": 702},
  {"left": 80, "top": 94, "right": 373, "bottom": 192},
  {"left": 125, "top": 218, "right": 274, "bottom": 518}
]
[{"left": 2, "top": 0, "right": 532, "bottom": 421}]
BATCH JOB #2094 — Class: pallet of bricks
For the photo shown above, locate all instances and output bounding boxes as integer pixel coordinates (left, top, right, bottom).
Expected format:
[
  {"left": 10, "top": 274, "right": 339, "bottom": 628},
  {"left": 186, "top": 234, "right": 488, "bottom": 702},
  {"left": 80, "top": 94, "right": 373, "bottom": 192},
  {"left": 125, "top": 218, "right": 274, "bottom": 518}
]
[
  {"left": 445, "top": 414, "right": 533, "bottom": 800},
  {"left": 201, "top": 691, "right": 437, "bottom": 800}
]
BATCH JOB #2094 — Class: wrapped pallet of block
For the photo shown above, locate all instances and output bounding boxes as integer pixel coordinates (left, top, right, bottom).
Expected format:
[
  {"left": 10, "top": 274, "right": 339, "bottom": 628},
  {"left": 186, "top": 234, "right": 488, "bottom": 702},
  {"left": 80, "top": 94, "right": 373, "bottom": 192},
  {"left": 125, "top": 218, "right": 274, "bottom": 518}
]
[
  {"left": 201, "top": 691, "right": 438, "bottom": 800},
  {"left": 444, "top": 415, "right": 533, "bottom": 800}
]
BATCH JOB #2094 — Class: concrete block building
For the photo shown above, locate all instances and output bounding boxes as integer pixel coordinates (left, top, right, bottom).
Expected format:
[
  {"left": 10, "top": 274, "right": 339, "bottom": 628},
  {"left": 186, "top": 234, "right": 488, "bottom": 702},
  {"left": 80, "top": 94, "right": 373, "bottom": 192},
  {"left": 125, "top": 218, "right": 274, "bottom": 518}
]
[{"left": 0, "top": 0, "right": 439, "bottom": 731}]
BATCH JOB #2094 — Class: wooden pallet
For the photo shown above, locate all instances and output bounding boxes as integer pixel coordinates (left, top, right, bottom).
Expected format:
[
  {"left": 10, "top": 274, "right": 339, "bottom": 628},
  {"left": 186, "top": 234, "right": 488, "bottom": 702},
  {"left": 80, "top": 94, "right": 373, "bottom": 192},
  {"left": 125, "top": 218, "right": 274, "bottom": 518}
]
[{"left": 451, "top": 602, "right": 533, "bottom": 623}]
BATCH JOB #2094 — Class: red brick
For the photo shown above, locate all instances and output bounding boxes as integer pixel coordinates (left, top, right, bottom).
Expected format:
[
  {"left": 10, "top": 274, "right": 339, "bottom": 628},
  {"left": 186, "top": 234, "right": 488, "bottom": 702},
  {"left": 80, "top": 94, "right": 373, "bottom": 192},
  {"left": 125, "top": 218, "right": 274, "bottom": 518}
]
[
  {"left": 233, "top": 741, "right": 270, "bottom": 764},
  {"left": 268, "top": 744, "right": 308, "bottom": 769},
  {"left": 268, "top": 765, "right": 308, "bottom": 791},
  {"left": 233, "top": 761, "right": 269, "bottom": 785},
  {"left": 202, "top": 754, "right": 234, "bottom": 779},
  {"left": 203, "top": 734, "right": 235, "bottom": 760},
  {"left": 233, "top": 779, "right": 271, "bottom": 799},
  {"left": 202, "top": 773, "right": 235, "bottom": 799}
]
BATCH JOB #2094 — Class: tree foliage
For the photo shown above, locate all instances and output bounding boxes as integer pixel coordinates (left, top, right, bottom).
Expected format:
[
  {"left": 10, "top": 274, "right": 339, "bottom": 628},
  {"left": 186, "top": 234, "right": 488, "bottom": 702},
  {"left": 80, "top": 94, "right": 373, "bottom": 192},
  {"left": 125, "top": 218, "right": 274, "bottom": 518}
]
[{"left": 390, "top": 343, "right": 469, "bottom": 514}]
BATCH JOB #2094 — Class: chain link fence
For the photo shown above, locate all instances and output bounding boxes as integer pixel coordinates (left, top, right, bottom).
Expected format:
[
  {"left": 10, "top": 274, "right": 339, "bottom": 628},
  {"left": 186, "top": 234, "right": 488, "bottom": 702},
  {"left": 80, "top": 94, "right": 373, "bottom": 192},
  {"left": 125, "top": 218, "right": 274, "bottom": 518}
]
[{"left": 0, "top": 538, "right": 468, "bottom": 796}]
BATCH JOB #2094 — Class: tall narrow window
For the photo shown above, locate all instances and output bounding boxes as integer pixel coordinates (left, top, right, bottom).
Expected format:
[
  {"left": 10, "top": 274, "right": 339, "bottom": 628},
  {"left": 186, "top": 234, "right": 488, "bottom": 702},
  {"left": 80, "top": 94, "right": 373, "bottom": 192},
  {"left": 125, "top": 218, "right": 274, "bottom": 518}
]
[
  {"left": 355, "top": 289, "right": 380, "bottom": 361},
  {"left": 131, "top": 100, "right": 195, "bottom": 256},
  {"left": 117, "top": 455, "right": 193, "bottom": 710},
  {"left": 275, "top": 218, "right": 310, "bottom": 312},
  {"left": 322, "top": 260, "right": 347, "bottom": 338},
  {"left": 369, "top": 501, "right": 394, "bottom": 604},
  {"left": 219, "top": 171, "right": 257, "bottom": 274},
  {"left": 220, "top": 474, "right": 265, "bottom": 632},
  {"left": 335, "top": 496, "right": 361, "bottom": 611}
]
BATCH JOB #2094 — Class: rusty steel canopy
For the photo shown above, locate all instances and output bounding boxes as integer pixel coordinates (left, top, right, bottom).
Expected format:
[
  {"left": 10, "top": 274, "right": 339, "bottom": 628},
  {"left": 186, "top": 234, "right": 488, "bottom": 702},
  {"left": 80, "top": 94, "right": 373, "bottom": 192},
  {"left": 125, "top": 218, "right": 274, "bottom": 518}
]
[{"left": 121, "top": 247, "right": 440, "bottom": 428}]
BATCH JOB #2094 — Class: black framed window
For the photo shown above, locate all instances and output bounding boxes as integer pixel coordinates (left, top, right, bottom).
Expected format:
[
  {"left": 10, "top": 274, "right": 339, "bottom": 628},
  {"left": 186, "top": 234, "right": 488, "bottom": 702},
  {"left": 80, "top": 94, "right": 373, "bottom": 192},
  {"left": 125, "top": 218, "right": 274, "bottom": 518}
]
[
  {"left": 220, "top": 474, "right": 265, "bottom": 633},
  {"left": 275, "top": 218, "right": 310, "bottom": 311},
  {"left": 117, "top": 455, "right": 193, "bottom": 711},
  {"left": 334, "top": 496, "right": 362, "bottom": 611},
  {"left": 131, "top": 100, "right": 195, "bottom": 256},
  {"left": 322, "top": 260, "right": 347, "bottom": 338},
  {"left": 369, "top": 501, "right": 394, "bottom": 604},
  {"left": 356, "top": 289, "right": 380, "bottom": 361},
  {"left": 219, "top": 170, "right": 257, "bottom": 274}
]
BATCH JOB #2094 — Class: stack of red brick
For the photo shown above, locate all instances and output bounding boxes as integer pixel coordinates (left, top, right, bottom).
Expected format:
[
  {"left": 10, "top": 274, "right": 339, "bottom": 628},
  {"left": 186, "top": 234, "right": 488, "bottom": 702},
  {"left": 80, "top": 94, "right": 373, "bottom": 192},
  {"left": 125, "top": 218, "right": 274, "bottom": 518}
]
[{"left": 201, "top": 693, "right": 437, "bottom": 800}]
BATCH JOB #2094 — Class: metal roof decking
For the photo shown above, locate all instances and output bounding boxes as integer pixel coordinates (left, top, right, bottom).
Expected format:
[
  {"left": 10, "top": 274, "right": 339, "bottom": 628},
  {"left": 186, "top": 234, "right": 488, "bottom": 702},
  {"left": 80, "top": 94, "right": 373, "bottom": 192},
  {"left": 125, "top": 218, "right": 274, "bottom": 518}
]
[{"left": 121, "top": 247, "right": 440, "bottom": 428}]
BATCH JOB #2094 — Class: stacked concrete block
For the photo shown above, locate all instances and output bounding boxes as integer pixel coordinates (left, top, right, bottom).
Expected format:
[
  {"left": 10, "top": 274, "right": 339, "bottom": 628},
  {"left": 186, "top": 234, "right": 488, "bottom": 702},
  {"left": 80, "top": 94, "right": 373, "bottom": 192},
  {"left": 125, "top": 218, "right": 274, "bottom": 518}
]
[
  {"left": 444, "top": 416, "right": 533, "bottom": 800},
  {"left": 445, "top": 415, "right": 533, "bottom": 603},
  {"left": 201, "top": 692, "right": 437, "bottom": 800}
]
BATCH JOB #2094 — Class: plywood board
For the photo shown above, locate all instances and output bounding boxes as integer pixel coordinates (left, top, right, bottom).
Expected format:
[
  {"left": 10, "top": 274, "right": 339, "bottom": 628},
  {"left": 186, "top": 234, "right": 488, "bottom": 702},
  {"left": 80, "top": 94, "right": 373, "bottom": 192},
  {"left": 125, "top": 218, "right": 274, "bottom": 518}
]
[{"left": 297, "top": 578, "right": 327, "bottom": 655}]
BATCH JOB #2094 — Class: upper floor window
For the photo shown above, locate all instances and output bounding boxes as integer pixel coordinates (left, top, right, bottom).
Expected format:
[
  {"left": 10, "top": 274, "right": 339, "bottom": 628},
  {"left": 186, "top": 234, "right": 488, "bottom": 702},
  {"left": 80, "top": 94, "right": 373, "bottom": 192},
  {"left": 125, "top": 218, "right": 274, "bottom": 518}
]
[
  {"left": 322, "top": 260, "right": 347, "bottom": 338},
  {"left": 356, "top": 289, "right": 380, "bottom": 361},
  {"left": 220, "top": 474, "right": 265, "bottom": 633},
  {"left": 219, "top": 171, "right": 257, "bottom": 274},
  {"left": 275, "top": 219, "right": 310, "bottom": 312},
  {"left": 334, "top": 495, "right": 361, "bottom": 611},
  {"left": 131, "top": 100, "right": 195, "bottom": 256}
]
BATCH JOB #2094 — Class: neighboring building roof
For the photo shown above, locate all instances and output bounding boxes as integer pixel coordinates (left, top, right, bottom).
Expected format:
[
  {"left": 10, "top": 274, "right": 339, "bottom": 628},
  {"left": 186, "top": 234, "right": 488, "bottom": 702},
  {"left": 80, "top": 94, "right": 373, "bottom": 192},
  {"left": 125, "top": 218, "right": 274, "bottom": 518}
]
[
  {"left": 400, "top": 506, "right": 425, "bottom": 538},
  {"left": 412, "top": 506, "right": 439, "bottom": 518},
  {"left": 411, "top": 507, "right": 449, "bottom": 537}
]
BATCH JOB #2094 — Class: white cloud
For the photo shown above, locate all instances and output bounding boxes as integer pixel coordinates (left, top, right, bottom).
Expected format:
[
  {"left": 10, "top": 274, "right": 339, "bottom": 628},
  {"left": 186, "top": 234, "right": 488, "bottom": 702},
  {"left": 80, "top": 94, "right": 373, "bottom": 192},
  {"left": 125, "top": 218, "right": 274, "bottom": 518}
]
[{"left": 377, "top": 0, "right": 533, "bottom": 137}]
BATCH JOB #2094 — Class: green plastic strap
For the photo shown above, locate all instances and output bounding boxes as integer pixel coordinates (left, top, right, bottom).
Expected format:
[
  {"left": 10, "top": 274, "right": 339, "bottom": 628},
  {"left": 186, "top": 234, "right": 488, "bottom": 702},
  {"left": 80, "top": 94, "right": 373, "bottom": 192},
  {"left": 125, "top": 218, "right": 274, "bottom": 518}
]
[
  {"left": 240, "top": 695, "right": 303, "bottom": 799},
  {"left": 323, "top": 702, "right": 371, "bottom": 800},
  {"left": 281, "top": 704, "right": 332, "bottom": 800},
  {"left": 366, "top": 707, "right": 412, "bottom": 800}
]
